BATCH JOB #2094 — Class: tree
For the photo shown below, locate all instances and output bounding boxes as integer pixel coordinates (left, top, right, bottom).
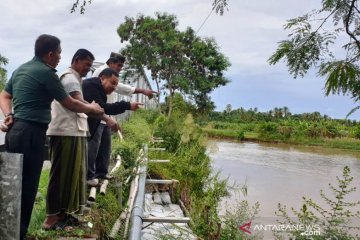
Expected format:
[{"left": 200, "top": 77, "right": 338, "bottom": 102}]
[
  {"left": 282, "top": 106, "right": 291, "bottom": 118},
  {"left": 70, "top": 0, "right": 229, "bottom": 15},
  {"left": 70, "top": 0, "right": 91, "bottom": 14},
  {"left": 0, "top": 53, "right": 8, "bottom": 91},
  {"left": 212, "top": 0, "right": 229, "bottom": 15},
  {"left": 117, "top": 12, "right": 230, "bottom": 115},
  {"left": 225, "top": 104, "right": 232, "bottom": 113},
  {"left": 268, "top": 0, "right": 360, "bottom": 116}
]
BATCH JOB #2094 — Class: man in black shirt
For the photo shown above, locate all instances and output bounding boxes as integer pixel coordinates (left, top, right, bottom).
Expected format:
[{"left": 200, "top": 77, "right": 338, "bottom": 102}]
[{"left": 83, "top": 68, "right": 142, "bottom": 184}]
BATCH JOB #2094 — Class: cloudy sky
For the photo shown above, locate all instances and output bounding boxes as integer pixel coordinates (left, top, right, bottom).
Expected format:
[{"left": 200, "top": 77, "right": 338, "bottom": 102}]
[{"left": 1, "top": 0, "right": 359, "bottom": 119}]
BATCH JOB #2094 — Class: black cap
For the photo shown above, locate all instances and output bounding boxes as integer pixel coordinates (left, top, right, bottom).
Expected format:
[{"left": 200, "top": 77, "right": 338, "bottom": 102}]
[{"left": 109, "top": 52, "right": 125, "bottom": 63}]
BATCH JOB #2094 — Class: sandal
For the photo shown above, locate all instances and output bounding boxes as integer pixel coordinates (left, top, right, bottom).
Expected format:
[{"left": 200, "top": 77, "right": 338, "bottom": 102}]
[
  {"left": 43, "top": 220, "right": 73, "bottom": 231},
  {"left": 66, "top": 214, "right": 88, "bottom": 227}
]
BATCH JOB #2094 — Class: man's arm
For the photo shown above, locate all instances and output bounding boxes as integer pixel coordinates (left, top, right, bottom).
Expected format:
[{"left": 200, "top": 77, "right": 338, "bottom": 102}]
[
  {"left": 115, "top": 83, "right": 158, "bottom": 98},
  {"left": 71, "top": 91, "right": 120, "bottom": 131},
  {"left": 133, "top": 88, "right": 158, "bottom": 99},
  {"left": 0, "top": 90, "right": 14, "bottom": 130},
  {"left": 102, "top": 115, "right": 120, "bottom": 132},
  {"left": 59, "top": 95, "right": 104, "bottom": 115},
  {"left": 84, "top": 81, "right": 132, "bottom": 115},
  {"left": 0, "top": 90, "right": 13, "bottom": 117}
]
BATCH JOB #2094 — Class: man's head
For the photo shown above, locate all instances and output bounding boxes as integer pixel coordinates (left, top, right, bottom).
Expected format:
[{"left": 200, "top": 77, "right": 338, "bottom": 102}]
[
  {"left": 35, "top": 34, "right": 61, "bottom": 68},
  {"left": 71, "top": 49, "right": 95, "bottom": 77},
  {"left": 106, "top": 52, "right": 125, "bottom": 73},
  {"left": 99, "top": 68, "right": 119, "bottom": 94}
]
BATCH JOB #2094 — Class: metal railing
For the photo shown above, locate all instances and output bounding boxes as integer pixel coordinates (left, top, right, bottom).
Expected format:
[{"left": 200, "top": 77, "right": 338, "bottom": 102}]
[{"left": 128, "top": 145, "right": 148, "bottom": 240}]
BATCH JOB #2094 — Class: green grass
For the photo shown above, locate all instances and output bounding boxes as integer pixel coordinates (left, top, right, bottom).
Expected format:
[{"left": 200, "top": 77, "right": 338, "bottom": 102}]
[
  {"left": 27, "top": 169, "right": 49, "bottom": 236},
  {"left": 27, "top": 168, "right": 90, "bottom": 239},
  {"left": 27, "top": 163, "right": 131, "bottom": 239}
]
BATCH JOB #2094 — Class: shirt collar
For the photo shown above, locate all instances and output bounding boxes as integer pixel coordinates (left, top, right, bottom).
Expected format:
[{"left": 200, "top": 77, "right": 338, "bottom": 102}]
[
  {"left": 32, "top": 56, "right": 58, "bottom": 72},
  {"left": 61, "top": 67, "right": 82, "bottom": 82}
]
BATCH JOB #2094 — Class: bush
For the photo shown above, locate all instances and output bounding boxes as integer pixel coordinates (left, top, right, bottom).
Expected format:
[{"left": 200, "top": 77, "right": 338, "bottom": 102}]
[
  {"left": 257, "top": 122, "right": 279, "bottom": 140},
  {"left": 352, "top": 124, "right": 360, "bottom": 139},
  {"left": 236, "top": 130, "right": 245, "bottom": 140},
  {"left": 275, "top": 166, "right": 360, "bottom": 239}
]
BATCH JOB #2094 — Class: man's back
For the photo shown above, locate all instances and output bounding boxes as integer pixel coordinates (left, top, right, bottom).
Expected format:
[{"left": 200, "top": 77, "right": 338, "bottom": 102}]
[{"left": 7, "top": 56, "right": 67, "bottom": 123}]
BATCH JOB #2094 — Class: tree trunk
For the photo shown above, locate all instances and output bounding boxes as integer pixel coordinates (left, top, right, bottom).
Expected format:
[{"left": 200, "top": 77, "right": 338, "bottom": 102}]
[
  {"left": 155, "top": 78, "right": 161, "bottom": 104},
  {"left": 167, "top": 90, "right": 174, "bottom": 117}
]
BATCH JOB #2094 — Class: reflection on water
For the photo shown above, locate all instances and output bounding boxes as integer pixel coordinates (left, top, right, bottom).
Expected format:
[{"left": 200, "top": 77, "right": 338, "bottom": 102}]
[{"left": 208, "top": 140, "right": 360, "bottom": 219}]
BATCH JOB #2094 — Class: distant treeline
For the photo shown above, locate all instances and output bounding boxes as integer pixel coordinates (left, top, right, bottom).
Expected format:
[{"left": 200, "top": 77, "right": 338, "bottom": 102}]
[
  {"left": 201, "top": 106, "right": 360, "bottom": 149},
  {"left": 209, "top": 106, "right": 358, "bottom": 125}
]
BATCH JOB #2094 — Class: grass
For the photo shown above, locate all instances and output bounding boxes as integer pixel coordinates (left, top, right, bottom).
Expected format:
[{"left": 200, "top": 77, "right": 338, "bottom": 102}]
[
  {"left": 26, "top": 163, "right": 130, "bottom": 239},
  {"left": 27, "top": 168, "right": 93, "bottom": 239},
  {"left": 27, "top": 168, "right": 48, "bottom": 236}
]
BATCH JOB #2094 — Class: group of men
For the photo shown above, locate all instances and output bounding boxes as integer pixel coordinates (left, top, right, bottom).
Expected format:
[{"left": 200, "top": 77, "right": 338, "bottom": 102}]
[{"left": 0, "top": 34, "right": 156, "bottom": 239}]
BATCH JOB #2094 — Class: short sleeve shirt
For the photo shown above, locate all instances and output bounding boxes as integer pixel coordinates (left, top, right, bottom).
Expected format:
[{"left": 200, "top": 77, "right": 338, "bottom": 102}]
[
  {"left": 5, "top": 56, "right": 68, "bottom": 124},
  {"left": 47, "top": 68, "right": 88, "bottom": 137}
]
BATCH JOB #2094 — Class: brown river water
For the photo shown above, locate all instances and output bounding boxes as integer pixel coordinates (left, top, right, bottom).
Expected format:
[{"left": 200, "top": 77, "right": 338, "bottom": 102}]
[{"left": 208, "top": 140, "right": 360, "bottom": 238}]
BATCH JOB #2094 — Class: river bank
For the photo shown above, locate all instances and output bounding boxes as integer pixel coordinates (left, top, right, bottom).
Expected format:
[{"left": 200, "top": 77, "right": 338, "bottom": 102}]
[{"left": 204, "top": 128, "right": 360, "bottom": 151}]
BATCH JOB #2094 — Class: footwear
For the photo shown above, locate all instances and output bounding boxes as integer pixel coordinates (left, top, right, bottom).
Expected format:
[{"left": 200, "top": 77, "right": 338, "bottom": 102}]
[
  {"left": 99, "top": 174, "right": 113, "bottom": 180},
  {"left": 43, "top": 220, "right": 73, "bottom": 231},
  {"left": 87, "top": 178, "right": 99, "bottom": 186},
  {"left": 66, "top": 214, "right": 88, "bottom": 227}
]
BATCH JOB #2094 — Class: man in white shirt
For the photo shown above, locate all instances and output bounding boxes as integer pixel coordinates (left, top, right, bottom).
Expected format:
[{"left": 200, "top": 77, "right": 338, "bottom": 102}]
[{"left": 92, "top": 53, "right": 155, "bottom": 96}]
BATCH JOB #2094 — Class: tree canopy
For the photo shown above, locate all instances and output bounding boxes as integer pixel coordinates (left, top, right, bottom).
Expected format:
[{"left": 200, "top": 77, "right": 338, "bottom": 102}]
[
  {"left": 268, "top": 0, "right": 360, "bottom": 116},
  {"left": 117, "top": 12, "right": 230, "bottom": 114}
]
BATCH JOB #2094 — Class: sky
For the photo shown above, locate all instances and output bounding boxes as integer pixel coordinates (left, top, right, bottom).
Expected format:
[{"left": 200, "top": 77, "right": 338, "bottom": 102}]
[{"left": 1, "top": 0, "right": 359, "bottom": 119}]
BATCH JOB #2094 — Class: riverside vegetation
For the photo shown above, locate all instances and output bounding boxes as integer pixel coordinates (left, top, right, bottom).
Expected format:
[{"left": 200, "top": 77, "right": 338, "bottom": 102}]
[{"left": 203, "top": 105, "right": 360, "bottom": 151}]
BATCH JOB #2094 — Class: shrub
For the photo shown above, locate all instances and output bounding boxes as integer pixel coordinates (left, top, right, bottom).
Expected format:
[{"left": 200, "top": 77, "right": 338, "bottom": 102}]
[
  {"left": 352, "top": 124, "right": 360, "bottom": 139},
  {"left": 275, "top": 166, "right": 360, "bottom": 239}
]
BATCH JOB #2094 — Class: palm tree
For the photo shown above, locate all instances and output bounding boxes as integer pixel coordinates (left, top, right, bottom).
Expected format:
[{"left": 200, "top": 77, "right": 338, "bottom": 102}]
[{"left": 283, "top": 106, "right": 291, "bottom": 118}]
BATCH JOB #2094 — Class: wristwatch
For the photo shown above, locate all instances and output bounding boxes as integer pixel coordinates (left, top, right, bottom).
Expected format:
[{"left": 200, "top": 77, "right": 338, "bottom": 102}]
[{"left": 5, "top": 112, "right": 14, "bottom": 118}]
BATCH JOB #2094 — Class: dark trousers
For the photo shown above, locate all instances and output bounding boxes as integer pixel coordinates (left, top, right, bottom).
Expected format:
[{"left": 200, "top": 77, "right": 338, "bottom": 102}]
[
  {"left": 87, "top": 123, "right": 111, "bottom": 180},
  {"left": 5, "top": 119, "right": 47, "bottom": 240}
]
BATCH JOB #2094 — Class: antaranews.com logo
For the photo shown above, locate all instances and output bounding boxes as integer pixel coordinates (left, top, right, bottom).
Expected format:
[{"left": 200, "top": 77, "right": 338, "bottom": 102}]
[{"left": 239, "top": 221, "right": 321, "bottom": 237}]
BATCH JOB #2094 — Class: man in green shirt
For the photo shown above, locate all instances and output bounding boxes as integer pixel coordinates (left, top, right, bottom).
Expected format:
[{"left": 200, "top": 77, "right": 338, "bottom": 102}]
[{"left": 0, "top": 34, "right": 104, "bottom": 239}]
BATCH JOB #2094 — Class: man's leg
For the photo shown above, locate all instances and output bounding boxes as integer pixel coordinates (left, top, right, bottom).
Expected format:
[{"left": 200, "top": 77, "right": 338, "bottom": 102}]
[
  {"left": 5, "top": 120, "right": 47, "bottom": 240},
  {"left": 95, "top": 125, "right": 111, "bottom": 179},
  {"left": 87, "top": 124, "right": 104, "bottom": 181}
]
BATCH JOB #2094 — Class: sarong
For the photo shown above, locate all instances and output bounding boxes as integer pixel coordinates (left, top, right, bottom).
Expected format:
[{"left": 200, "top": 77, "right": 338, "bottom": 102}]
[{"left": 46, "top": 136, "right": 87, "bottom": 215}]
